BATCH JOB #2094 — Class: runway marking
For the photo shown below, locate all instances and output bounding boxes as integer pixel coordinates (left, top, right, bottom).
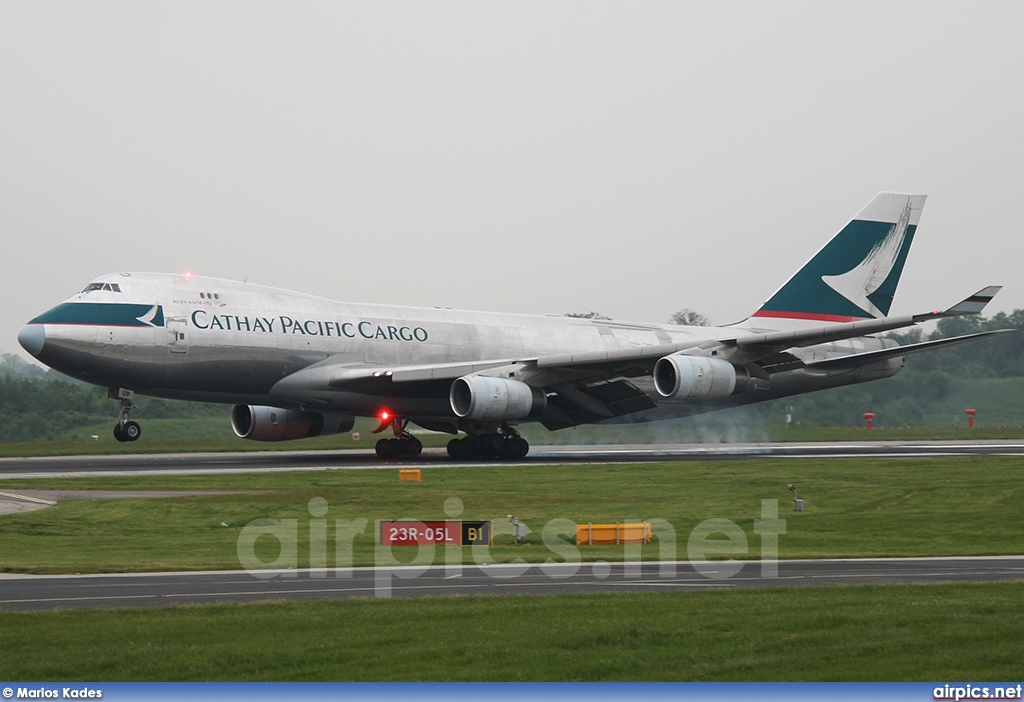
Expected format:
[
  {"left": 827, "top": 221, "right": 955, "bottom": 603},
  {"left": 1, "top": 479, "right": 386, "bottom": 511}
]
[
  {"left": 605, "top": 581, "right": 735, "bottom": 588},
  {"left": 0, "top": 491, "right": 57, "bottom": 505},
  {"left": 2, "top": 555, "right": 1024, "bottom": 582},
  {"left": 5, "top": 440, "right": 1024, "bottom": 481},
  {"left": 165, "top": 587, "right": 379, "bottom": 598},
  {"left": 162, "top": 579, "right": 615, "bottom": 599},
  {"left": 0, "top": 594, "right": 158, "bottom": 605},
  {"left": 3, "top": 559, "right": 1024, "bottom": 611}
]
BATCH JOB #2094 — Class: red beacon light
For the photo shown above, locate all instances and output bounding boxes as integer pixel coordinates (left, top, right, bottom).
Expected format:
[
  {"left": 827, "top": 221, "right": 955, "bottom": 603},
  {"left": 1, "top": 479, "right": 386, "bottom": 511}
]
[{"left": 373, "top": 409, "right": 394, "bottom": 434}]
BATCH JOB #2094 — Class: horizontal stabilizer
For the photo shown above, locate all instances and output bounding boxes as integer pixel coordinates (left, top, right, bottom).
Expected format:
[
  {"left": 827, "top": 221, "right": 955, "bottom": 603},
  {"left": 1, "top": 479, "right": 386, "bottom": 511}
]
[
  {"left": 736, "top": 285, "right": 1004, "bottom": 359},
  {"left": 933, "top": 285, "right": 1002, "bottom": 318}
]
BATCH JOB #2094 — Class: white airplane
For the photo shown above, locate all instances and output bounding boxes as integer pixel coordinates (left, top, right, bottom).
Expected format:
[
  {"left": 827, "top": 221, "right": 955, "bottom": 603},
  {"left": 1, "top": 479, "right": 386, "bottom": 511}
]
[{"left": 18, "top": 193, "right": 1006, "bottom": 459}]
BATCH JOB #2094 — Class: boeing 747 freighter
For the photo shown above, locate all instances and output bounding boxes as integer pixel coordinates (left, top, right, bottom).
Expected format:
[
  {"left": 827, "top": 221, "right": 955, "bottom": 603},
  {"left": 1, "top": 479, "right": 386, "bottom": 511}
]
[{"left": 18, "top": 193, "right": 1006, "bottom": 459}]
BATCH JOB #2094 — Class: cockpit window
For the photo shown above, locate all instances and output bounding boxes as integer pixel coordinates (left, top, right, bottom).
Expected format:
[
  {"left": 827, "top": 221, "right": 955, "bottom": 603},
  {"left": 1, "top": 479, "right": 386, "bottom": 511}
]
[{"left": 81, "top": 282, "right": 122, "bottom": 293}]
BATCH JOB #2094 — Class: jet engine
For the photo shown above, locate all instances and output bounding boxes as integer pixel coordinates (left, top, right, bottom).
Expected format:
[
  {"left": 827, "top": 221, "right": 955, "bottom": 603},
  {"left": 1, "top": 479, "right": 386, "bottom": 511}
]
[
  {"left": 231, "top": 405, "right": 355, "bottom": 442},
  {"left": 653, "top": 354, "right": 749, "bottom": 400},
  {"left": 449, "top": 375, "right": 546, "bottom": 421}
]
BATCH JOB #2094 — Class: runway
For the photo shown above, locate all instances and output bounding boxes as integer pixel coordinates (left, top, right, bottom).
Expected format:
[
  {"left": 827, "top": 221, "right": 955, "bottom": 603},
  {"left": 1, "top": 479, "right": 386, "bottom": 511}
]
[
  {"left": 2, "top": 443, "right": 1022, "bottom": 612},
  {"left": 2, "top": 440, "right": 1024, "bottom": 480},
  {"left": 1, "top": 556, "right": 1023, "bottom": 611}
]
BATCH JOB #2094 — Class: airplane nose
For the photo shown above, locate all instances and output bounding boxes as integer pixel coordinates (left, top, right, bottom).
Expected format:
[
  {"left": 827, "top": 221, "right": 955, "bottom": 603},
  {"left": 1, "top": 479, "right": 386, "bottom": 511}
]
[{"left": 18, "top": 324, "right": 45, "bottom": 357}]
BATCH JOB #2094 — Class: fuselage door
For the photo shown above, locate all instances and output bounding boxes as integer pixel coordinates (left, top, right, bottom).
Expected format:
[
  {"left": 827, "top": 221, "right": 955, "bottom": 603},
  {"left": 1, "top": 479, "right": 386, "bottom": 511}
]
[{"left": 167, "top": 317, "right": 188, "bottom": 354}]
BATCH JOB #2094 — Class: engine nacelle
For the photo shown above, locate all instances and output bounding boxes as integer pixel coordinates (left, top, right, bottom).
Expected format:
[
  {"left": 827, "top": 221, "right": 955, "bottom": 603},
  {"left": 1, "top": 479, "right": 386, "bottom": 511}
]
[
  {"left": 231, "top": 405, "right": 355, "bottom": 442},
  {"left": 653, "top": 354, "right": 748, "bottom": 400},
  {"left": 450, "top": 375, "right": 546, "bottom": 421}
]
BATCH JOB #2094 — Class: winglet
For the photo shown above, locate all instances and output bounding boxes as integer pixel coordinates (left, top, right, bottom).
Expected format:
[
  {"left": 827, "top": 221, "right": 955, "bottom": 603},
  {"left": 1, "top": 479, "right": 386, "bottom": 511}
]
[{"left": 913, "top": 286, "right": 1002, "bottom": 322}]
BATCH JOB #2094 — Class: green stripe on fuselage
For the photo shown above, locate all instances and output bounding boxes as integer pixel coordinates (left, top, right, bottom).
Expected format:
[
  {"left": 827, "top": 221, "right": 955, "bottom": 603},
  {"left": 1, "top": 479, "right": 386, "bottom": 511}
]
[{"left": 31, "top": 302, "right": 165, "bottom": 327}]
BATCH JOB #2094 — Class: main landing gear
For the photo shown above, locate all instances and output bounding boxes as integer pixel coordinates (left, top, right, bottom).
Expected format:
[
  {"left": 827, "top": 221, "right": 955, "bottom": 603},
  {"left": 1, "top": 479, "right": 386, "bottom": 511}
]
[
  {"left": 446, "top": 424, "right": 529, "bottom": 460},
  {"left": 373, "top": 415, "right": 423, "bottom": 459},
  {"left": 369, "top": 416, "right": 530, "bottom": 461},
  {"left": 110, "top": 388, "right": 142, "bottom": 443}
]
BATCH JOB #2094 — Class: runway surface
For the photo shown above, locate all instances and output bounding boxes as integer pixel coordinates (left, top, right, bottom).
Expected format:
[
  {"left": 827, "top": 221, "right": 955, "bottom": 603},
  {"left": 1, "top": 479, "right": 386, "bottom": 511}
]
[
  {"left": 2, "top": 556, "right": 1023, "bottom": 611},
  {"left": 2, "top": 440, "right": 1024, "bottom": 480}
]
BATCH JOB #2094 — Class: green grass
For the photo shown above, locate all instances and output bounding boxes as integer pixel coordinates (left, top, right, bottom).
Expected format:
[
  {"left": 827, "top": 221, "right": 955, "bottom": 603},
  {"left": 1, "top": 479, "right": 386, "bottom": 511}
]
[
  {"left": 2, "top": 456, "right": 1023, "bottom": 682},
  {"left": 1, "top": 583, "right": 1022, "bottom": 681},
  {"left": 2, "top": 457, "right": 1023, "bottom": 574},
  {"left": 0, "top": 417, "right": 453, "bottom": 457}
]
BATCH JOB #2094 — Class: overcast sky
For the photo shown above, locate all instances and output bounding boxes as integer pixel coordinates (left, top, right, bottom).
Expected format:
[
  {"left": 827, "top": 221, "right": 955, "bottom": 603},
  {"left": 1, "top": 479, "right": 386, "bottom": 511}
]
[{"left": 2, "top": 2, "right": 1022, "bottom": 361}]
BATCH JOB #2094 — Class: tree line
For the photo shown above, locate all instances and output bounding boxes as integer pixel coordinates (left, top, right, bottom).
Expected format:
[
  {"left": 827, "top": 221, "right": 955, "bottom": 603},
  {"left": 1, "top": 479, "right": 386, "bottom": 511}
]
[
  {"left": 0, "top": 354, "right": 221, "bottom": 442},
  {"left": 767, "top": 311, "right": 1024, "bottom": 427}
]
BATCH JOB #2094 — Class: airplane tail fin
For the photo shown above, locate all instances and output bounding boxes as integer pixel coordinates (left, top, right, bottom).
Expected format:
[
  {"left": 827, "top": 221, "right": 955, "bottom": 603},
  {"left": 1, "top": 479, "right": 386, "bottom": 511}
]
[{"left": 750, "top": 192, "right": 927, "bottom": 325}]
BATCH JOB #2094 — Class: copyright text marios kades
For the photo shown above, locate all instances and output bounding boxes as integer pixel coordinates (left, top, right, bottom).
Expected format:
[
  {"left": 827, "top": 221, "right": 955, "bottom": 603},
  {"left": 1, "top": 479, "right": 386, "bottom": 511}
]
[{"left": 14, "top": 688, "right": 101, "bottom": 699}]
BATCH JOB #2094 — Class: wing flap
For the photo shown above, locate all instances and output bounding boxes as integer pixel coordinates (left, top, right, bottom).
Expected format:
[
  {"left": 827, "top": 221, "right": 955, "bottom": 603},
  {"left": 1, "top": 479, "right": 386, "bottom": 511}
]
[
  {"left": 541, "top": 378, "right": 656, "bottom": 430},
  {"left": 327, "top": 359, "right": 518, "bottom": 387},
  {"left": 535, "top": 341, "right": 711, "bottom": 368}
]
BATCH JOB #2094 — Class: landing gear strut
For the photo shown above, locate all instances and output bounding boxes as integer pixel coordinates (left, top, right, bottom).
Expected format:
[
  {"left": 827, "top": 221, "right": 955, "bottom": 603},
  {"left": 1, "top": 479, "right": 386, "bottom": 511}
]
[
  {"left": 373, "top": 415, "right": 423, "bottom": 459},
  {"left": 110, "top": 388, "right": 142, "bottom": 443},
  {"left": 446, "top": 424, "right": 529, "bottom": 461}
]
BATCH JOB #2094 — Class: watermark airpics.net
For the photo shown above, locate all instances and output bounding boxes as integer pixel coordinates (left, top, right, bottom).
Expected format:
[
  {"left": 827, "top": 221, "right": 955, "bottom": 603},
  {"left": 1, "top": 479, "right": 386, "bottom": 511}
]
[
  {"left": 235, "top": 497, "right": 787, "bottom": 596},
  {"left": 934, "top": 684, "right": 1023, "bottom": 700}
]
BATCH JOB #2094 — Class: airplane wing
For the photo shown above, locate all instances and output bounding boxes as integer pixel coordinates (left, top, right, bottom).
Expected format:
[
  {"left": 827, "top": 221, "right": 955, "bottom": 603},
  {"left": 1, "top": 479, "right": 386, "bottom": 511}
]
[
  {"left": 530, "top": 286, "right": 1003, "bottom": 373},
  {"left": 271, "top": 286, "right": 1003, "bottom": 428},
  {"left": 802, "top": 329, "right": 1014, "bottom": 372}
]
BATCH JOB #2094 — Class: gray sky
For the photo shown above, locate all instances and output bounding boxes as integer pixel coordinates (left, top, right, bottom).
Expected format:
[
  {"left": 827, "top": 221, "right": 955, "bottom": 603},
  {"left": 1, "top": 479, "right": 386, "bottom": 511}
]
[{"left": 3, "top": 2, "right": 1022, "bottom": 362}]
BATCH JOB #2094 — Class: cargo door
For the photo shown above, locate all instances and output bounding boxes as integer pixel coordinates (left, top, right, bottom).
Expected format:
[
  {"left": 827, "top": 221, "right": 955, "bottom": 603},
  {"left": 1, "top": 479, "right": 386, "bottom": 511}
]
[{"left": 167, "top": 317, "right": 188, "bottom": 354}]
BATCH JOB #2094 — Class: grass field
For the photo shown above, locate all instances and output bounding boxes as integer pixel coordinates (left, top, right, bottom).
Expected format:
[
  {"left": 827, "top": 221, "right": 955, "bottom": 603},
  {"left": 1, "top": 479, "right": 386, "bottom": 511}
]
[
  {"left": 1, "top": 583, "right": 1022, "bottom": 681},
  {"left": 2, "top": 454, "right": 1023, "bottom": 681},
  {"left": 2, "top": 456, "right": 1023, "bottom": 573}
]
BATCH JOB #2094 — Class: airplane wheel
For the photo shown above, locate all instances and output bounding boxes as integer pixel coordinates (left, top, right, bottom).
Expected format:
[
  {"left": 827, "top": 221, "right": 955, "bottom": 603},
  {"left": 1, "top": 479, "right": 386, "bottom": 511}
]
[
  {"left": 113, "top": 424, "right": 129, "bottom": 442},
  {"left": 124, "top": 421, "right": 142, "bottom": 442},
  {"left": 446, "top": 438, "right": 461, "bottom": 458},
  {"left": 406, "top": 437, "right": 423, "bottom": 457},
  {"left": 375, "top": 438, "right": 394, "bottom": 458},
  {"left": 477, "top": 433, "right": 504, "bottom": 458},
  {"left": 503, "top": 437, "right": 529, "bottom": 460},
  {"left": 447, "top": 438, "right": 476, "bottom": 459}
]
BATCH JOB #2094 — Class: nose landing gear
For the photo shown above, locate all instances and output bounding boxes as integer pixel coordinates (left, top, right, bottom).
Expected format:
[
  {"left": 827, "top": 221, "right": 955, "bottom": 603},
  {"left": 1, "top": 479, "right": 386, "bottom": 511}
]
[{"left": 110, "top": 388, "right": 142, "bottom": 443}]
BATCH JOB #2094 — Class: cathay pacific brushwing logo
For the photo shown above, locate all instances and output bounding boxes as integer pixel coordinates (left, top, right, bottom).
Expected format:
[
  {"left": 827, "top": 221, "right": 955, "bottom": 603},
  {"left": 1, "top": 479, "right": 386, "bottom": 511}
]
[
  {"left": 136, "top": 305, "right": 165, "bottom": 327},
  {"left": 821, "top": 198, "right": 913, "bottom": 318}
]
